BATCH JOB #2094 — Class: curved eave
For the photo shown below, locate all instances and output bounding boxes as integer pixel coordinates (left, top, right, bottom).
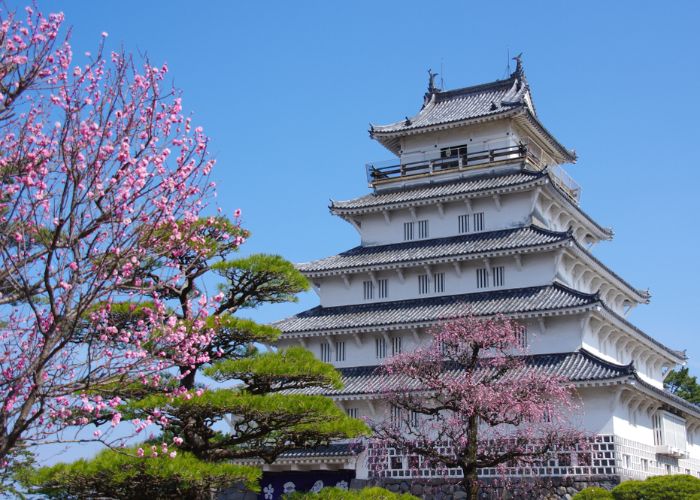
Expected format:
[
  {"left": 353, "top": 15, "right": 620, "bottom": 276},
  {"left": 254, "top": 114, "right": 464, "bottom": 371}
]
[
  {"left": 286, "top": 349, "right": 637, "bottom": 399},
  {"left": 329, "top": 174, "right": 547, "bottom": 216},
  {"left": 540, "top": 174, "right": 614, "bottom": 241},
  {"left": 278, "top": 304, "right": 597, "bottom": 338},
  {"left": 630, "top": 376, "right": 700, "bottom": 420},
  {"left": 568, "top": 242, "right": 650, "bottom": 304},
  {"left": 328, "top": 378, "right": 633, "bottom": 402},
  {"left": 299, "top": 237, "right": 570, "bottom": 278},
  {"left": 514, "top": 109, "right": 577, "bottom": 163},
  {"left": 595, "top": 305, "right": 685, "bottom": 364},
  {"left": 370, "top": 108, "right": 522, "bottom": 156}
]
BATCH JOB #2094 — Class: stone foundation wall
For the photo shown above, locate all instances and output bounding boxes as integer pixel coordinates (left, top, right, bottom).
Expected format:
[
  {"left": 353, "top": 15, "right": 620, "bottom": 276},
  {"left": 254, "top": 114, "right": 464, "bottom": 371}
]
[{"left": 352, "top": 476, "right": 620, "bottom": 500}]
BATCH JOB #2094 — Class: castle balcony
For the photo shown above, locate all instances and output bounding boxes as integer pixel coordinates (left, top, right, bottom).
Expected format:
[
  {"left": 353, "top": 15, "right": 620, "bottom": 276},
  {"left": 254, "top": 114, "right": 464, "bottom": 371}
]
[{"left": 365, "top": 143, "right": 581, "bottom": 204}]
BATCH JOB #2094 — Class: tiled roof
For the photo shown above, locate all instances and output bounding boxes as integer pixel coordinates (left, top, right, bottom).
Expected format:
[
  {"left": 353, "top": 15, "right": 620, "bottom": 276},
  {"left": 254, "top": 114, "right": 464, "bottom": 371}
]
[
  {"left": 284, "top": 349, "right": 635, "bottom": 397},
  {"left": 369, "top": 72, "right": 575, "bottom": 161},
  {"left": 330, "top": 170, "right": 544, "bottom": 211},
  {"left": 277, "top": 443, "right": 359, "bottom": 458},
  {"left": 298, "top": 226, "right": 569, "bottom": 275},
  {"left": 275, "top": 283, "right": 596, "bottom": 334},
  {"left": 329, "top": 168, "right": 613, "bottom": 240},
  {"left": 371, "top": 77, "right": 525, "bottom": 135},
  {"left": 637, "top": 378, "right": 700, "bottom": 418}
]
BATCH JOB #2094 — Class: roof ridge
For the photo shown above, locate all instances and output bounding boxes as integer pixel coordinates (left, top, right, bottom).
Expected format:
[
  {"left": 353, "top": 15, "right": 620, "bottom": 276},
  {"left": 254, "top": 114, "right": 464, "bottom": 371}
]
[
  {"left": 334, "top": 350, "right": 634, "bottom": 378},
  {"left": 570, "top": 238, "right": 650, "bottom": 300},
  {"left": 576, "top": 347, "right": 636, "bottom": 374},
  {"left": 290, "top": 283, "right": 587, "bottom": 319},
  {"left": 330, "top": 169, "right": 544, "bottom": 209},
  {"left": 433, "top": 77, "right": 516, "bottom": 101},
  {"left": 335, "top": 224, "right": 566, "bottom": 255},
  {"left": 550, "top": 280, "right": 599, "bottom": 301}
]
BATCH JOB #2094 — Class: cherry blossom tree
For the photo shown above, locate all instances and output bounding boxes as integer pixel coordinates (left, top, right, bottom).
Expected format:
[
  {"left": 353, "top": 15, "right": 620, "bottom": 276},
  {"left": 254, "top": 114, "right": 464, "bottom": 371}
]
[
  {"left": 0, "top": 3, "right": 221, "bottom": 470},
  {"left": 369, "top": 316, "right": 585, "bottom": 500}
]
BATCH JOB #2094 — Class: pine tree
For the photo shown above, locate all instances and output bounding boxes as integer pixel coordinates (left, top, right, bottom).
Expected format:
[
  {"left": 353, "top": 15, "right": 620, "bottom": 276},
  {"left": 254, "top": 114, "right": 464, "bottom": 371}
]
[{"left": 25, "top": 218, "right": 368, "bottom": 499}]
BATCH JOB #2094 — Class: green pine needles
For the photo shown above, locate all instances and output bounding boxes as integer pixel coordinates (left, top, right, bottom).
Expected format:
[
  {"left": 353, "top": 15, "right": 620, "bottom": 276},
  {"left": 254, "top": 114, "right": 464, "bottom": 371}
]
[{"left": 23, "top": 219, "right": 369, "bottom": 498}]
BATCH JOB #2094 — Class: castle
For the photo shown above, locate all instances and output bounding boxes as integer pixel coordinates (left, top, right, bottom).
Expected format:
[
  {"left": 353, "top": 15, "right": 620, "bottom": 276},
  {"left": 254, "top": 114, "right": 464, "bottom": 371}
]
[{"left": 260, "top": 59, "right": 698, "bottom": 497}]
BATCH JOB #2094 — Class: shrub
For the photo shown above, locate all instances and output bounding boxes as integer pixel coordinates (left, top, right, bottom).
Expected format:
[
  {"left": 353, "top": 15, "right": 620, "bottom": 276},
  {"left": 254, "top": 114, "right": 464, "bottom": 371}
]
[
  {"left": 572, "top": 486, "right": 613, "bottom": 499},
  {"left": 611, "top": 475, "right": 700, "bottom": 500},
  {"left": 287, "top": 486, "right": 419, "bottom": 499}
]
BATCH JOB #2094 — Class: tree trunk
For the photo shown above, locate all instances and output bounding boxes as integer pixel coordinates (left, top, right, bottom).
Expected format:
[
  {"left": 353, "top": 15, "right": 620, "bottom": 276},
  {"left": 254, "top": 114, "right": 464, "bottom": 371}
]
[
  {"left": 462, "top": 414, "right": 480, "bottom": 500},
  {"left": 180, "top": 365, "right": 196, "bottom": 390}
]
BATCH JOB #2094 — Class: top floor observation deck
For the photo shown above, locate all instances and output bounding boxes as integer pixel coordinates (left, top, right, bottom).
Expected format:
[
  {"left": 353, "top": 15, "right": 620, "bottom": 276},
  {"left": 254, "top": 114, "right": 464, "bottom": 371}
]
[{"left": 365, "top": 142, "right": 581, "bottom": 204}]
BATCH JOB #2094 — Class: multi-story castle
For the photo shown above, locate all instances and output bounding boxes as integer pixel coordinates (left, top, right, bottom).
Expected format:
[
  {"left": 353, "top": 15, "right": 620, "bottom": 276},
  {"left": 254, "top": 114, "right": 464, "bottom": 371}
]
[{"left": 261, "top": 60, "right": 699, "bottom": 497}]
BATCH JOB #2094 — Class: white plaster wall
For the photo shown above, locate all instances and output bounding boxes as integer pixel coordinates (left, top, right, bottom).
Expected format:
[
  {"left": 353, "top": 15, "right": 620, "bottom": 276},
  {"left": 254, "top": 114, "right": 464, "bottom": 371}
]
[
  {"left": 526, "top": 315, "right": 584, "bottom": 355},
  {"left": 557, "top": 253, "right": 638, "bottom": 317},
  {"left": 576, "top": 388, "right": 616, "bottom": 435},
  {"left": 277, "top": 316, "right": 587, "bottom": 369},
  {"left": 581, "top": 321, "right": 665, "bottom": 388},
  {"left": 317, "top": 252, "right": 555, "bottom": 308},
  {"left": 398, "top": 121, "right": 519, "bottom": 162},
  {"left": 612, "top": 400, "right": 656, "bottom": 445},
  {"left": 287, "top": 331, "right": 428, "bottom": 368},
  {"left": 358, "top": 191, "right": 534, "bottom": 247}
]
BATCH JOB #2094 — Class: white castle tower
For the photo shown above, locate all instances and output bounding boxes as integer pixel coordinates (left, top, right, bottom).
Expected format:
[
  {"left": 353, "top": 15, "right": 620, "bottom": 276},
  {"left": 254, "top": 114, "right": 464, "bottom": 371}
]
[{"left": 262, "top": 60, "right": 699, "bottom": 495}]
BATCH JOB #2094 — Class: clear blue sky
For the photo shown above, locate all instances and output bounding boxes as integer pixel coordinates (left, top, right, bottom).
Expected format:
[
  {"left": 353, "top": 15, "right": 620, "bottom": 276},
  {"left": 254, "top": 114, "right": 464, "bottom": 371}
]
[{"left": 19, "top": 2, "right": 700, "bottom": 366}]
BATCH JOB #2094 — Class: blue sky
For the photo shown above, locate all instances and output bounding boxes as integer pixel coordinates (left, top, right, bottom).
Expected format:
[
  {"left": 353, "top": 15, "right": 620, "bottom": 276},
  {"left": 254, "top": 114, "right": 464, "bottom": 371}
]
[{"left": 20, "top": 2, "right": 700, "bottom": 378}]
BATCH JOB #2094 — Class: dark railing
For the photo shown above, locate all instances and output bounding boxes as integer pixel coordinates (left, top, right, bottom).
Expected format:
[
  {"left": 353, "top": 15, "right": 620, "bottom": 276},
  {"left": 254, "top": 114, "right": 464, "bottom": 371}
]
[
  {"left": 365, "top": 144, "right": 528, "bottom": 184},
  {"left": 365, "top": 144, "right": 581, "bottom": 203}
]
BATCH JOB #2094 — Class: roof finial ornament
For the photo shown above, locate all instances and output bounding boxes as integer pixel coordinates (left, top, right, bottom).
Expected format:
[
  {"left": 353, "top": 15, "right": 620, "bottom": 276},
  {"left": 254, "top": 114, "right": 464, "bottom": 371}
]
[
  {"left": 512, "top": 53, "right": 524, "bottom": 79},
  {"left": 427, "top": 68, "right": 439, "bottom": 93}
]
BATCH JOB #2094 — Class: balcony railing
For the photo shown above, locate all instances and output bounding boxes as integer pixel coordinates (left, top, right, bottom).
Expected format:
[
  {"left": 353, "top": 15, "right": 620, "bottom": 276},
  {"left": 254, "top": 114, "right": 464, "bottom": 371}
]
[{"left": 365, "top": 144, "right": 581, "bottom": 204}]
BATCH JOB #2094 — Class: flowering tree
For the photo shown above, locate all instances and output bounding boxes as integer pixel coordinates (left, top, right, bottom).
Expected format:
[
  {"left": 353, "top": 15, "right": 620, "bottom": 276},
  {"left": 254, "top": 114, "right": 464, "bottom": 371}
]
[
  {"left": 369, "top": 316, "right": 584, "bottom": 500},
  {"left": 0, "top": 5, "right": 367, "bottom": 496},
  {"left": 24, "top": 238, "right": 368, "bottom": 498},
  {"left": 0, "top": 3, "right": 226, "bottom": 469}
]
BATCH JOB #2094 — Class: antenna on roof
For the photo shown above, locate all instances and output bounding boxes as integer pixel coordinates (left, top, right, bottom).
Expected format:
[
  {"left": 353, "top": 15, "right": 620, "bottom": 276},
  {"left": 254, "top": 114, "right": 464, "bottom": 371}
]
[{"left": 505, "top": 48, "right": 511, "bottom": 78}]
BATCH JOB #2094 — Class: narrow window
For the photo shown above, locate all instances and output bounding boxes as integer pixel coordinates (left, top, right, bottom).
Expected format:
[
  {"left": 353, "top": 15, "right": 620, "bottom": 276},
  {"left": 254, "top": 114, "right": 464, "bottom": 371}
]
[
  {"left": 476, "top": 268, "right": 489, "bottom": 289},
  {"left": 409, "top": 410, "right": 419, "bottom": 427},
  {"left": 391, "top": 336, "right": 402, "bottom": 356},
  {"left": 492, "top": 266, "right": 504, "bottom": 287},
  {"left": 403, "top": 221, "right": 414, "bottom": 241},
  {"left": 458, "top": 214, "right": 470, "bottom": 234},
  {"left": 542, "top": 408, "right": 552, "bottom": 423},
  {"left": 433, "top": 272, "right": 445, "bottom": 293},
  {"left": 346, "top": 407, "right": 358, "bottom": 418},
  {"left": 418, "top": 274, "right": 430, "bottom": 295},
  {"left": 516, "top": 325, "right": 528, "bottom": 348},
  {"left": 363, "top": 280, "right": 374, "bottom": 300},
  {"left": 473, "top": 212, "right": 485, "bottom": 232},
  {"left": 335, "top": 341, "right": 345, "bottom": 362},
  {"left": 641, "top": 458, "right": 649, "bottom": 472},
  {"left": 418, "top": 219, "right": 429, "bottom": 239},
  {"left": 390, "top": 405, "right": 402, "bottom": 425},
  {"left": 320, "top": 343, "right": 331, "bottom": 362},
  {"left": 377, "top": 279, "right": 388, "bottom": 299},
  {"left": 375, "top": 337, "right": 387, "bottom": 359}
]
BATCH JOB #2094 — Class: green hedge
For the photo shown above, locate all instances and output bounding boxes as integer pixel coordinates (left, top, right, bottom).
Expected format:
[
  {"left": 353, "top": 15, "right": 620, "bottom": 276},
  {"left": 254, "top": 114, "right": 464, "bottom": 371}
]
[
  {"left": 287, "top": 486, "right": 419, "bottom": 499},
  {"left": 572, "top": 486, "right": 613, "bottom": 499},
  {"left": 611, "top": 475, "right": 700, "bottom": 500}
]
